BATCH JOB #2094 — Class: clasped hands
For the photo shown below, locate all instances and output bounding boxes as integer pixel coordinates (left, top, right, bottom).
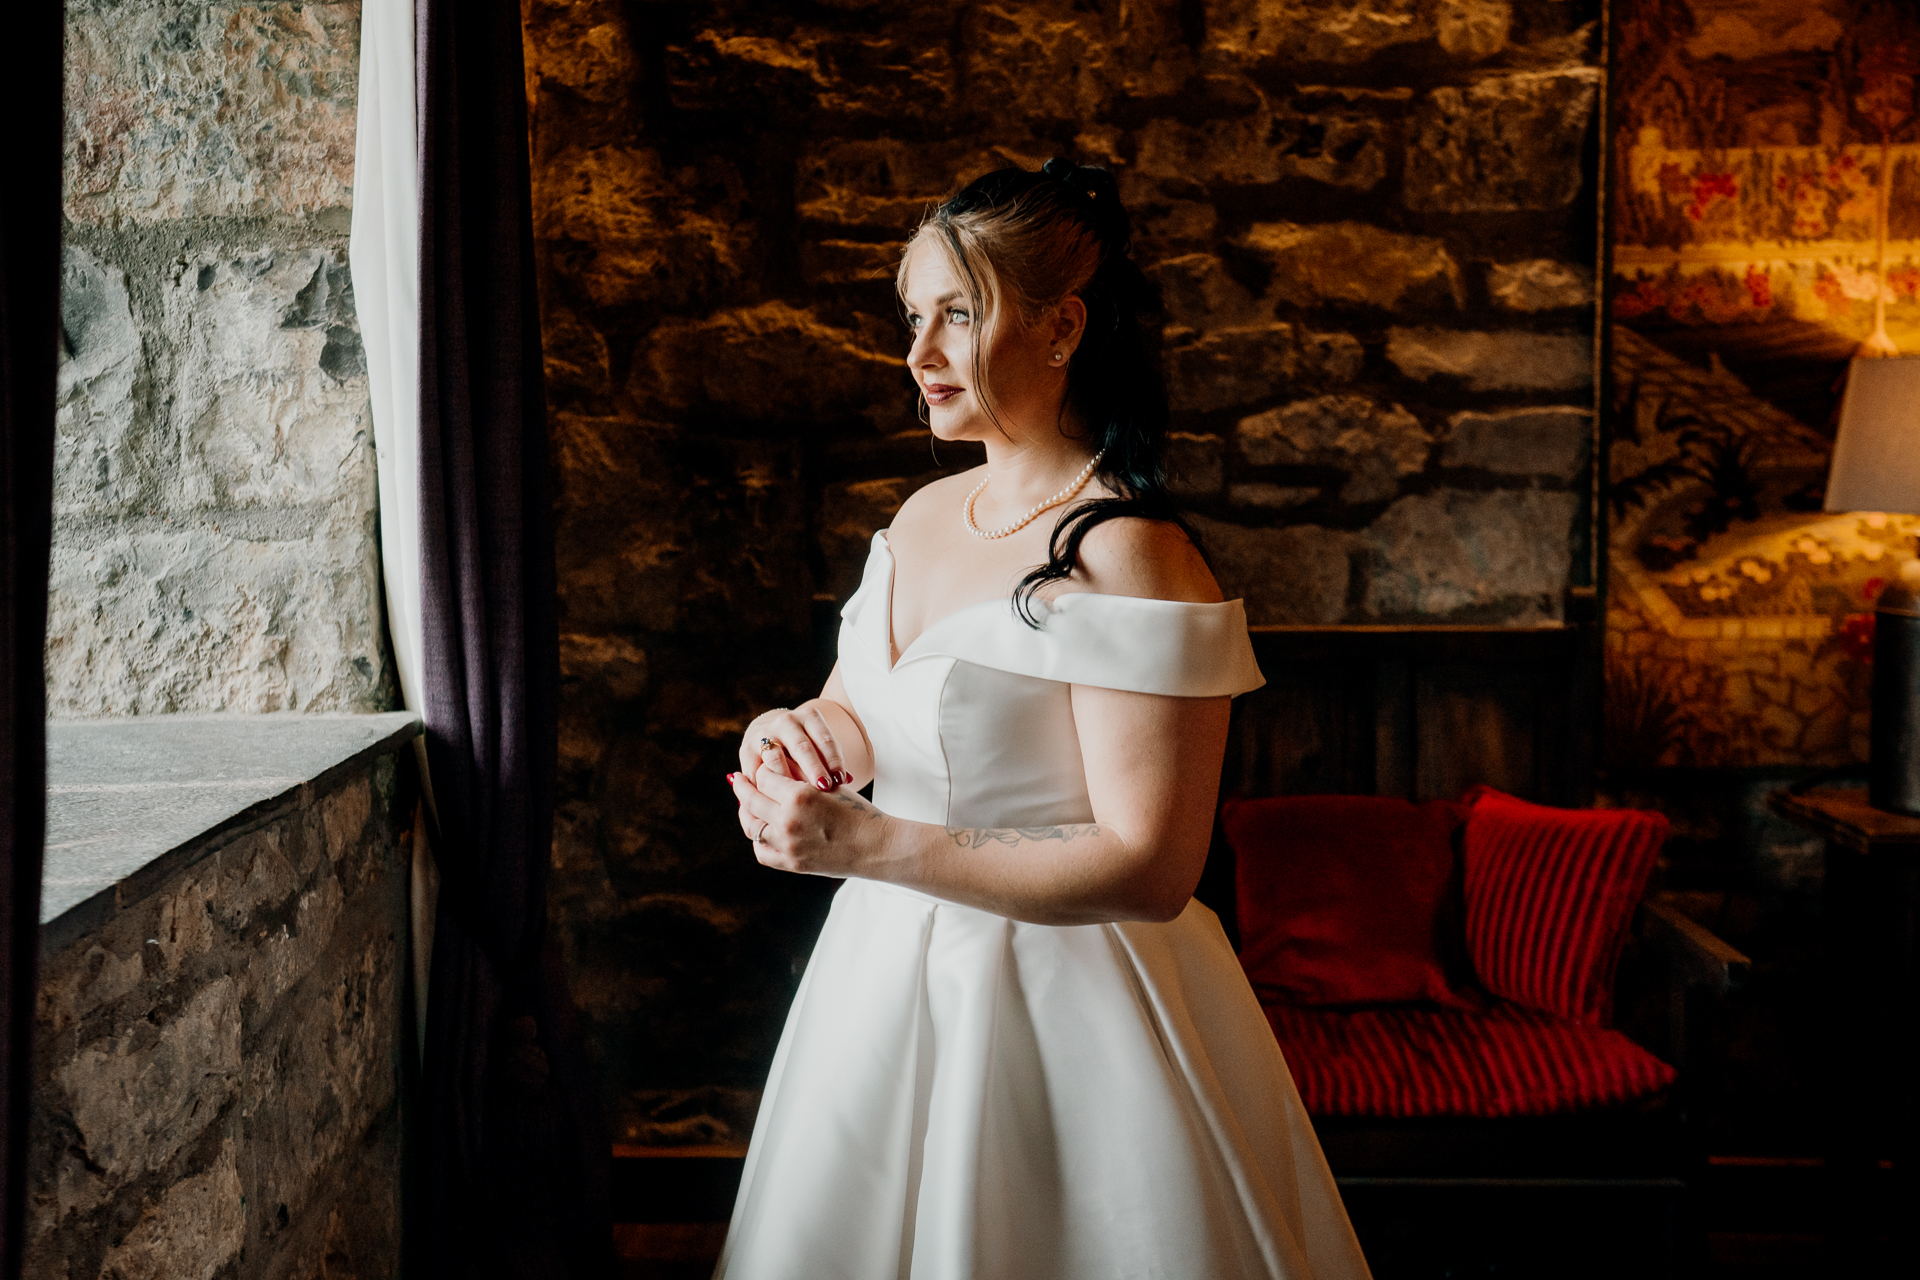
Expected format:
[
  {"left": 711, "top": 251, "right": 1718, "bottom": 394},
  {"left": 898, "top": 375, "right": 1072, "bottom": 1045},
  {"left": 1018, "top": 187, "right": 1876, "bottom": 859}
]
[{"left": 729, "top": 703, "right": 881, "bottom": 877}]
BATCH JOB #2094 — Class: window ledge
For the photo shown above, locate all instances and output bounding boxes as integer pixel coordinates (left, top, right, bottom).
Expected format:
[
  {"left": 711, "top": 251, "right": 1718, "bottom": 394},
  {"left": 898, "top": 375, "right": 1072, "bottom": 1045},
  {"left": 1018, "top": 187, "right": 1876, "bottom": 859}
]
[{"left": 43, "top": 712, "right": 422, "bottom": 951}]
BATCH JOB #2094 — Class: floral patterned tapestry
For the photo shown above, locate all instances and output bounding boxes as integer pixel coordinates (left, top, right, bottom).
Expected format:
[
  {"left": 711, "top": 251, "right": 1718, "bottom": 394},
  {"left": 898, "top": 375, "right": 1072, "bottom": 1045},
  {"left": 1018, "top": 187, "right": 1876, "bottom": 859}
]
[{"left": 1606, "top": 0, "right": 1920, "bottom": 770}]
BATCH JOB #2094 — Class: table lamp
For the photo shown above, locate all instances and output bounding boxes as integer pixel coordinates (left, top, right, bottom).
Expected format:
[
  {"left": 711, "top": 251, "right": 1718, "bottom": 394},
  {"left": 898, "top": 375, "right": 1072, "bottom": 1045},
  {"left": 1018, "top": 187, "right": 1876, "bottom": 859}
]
[{"left": 1825, "top": 354, "right": 1920, "bottom": 815}]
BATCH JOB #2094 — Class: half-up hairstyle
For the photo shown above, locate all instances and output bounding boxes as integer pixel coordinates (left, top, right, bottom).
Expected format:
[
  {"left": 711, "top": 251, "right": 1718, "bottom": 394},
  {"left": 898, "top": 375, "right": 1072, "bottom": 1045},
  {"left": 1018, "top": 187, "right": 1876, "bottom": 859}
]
[{"left": 898, "top": 158, "right": 1195, "bottom": 626}]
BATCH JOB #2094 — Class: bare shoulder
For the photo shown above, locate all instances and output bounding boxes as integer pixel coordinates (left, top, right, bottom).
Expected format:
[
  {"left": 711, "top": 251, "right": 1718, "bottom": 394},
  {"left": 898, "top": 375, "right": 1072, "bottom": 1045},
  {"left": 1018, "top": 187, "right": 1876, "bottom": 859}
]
[
  {"left": 889, "top": 470, "right": 979, "bottom": 539},
  {"left": 1071, "top": 516, "right": 1223, "bottom": 605}
]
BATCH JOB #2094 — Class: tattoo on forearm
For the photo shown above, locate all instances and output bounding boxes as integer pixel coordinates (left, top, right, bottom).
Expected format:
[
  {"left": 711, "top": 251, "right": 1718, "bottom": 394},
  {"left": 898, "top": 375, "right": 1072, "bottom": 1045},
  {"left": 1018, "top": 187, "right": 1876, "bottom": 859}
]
[
  {"left": 946, "top": 824, "right": 1104, "bottom": 850},
  {"left": 830, "top": 790, "right": 886, "bottom": 820}
]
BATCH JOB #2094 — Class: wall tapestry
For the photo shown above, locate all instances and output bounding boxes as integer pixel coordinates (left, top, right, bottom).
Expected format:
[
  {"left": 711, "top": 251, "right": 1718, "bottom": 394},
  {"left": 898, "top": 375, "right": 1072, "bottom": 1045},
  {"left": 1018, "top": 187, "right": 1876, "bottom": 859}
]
[{"left": 1606, "top": 0, "right": 1920, "bottom": 771}]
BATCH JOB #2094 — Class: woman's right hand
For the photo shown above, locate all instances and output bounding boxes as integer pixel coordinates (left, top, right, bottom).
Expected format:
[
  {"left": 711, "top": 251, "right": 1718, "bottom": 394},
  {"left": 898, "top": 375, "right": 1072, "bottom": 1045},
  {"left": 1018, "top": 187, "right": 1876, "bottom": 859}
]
[{"left": 739, "top": 701, "right": 854, "bottom": 793}]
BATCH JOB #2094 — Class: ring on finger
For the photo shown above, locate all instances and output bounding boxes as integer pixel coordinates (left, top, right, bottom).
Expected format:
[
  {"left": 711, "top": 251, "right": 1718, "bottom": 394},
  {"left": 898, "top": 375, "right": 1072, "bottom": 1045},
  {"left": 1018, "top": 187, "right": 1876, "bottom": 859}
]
[{"left": 755, "top": 820, "right": 771, "bottom": 844}]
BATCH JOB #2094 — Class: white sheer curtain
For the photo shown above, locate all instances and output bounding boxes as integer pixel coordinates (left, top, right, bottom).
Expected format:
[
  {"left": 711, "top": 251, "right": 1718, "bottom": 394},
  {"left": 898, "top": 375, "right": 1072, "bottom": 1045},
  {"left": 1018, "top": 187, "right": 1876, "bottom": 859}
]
[{"left": 350, "top": 0, "right": 438, "bottom": 1058}]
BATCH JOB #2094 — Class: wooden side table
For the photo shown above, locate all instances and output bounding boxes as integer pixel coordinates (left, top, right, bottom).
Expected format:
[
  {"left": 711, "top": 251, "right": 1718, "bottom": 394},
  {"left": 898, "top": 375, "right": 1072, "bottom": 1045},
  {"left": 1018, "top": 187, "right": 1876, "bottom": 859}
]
[{"left": 1767, "top": 787, "right": 1920, "bottom": 1265}]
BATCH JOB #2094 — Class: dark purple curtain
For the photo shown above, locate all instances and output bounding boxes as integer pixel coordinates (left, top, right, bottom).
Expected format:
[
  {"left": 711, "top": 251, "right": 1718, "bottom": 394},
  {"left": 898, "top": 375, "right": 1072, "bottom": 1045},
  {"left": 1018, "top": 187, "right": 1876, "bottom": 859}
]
[
  {"left": 0, "top": 5, "right": 60, "bottom": 1278},
  {"left": 413, "top": 0, "right": 609, "bottom": 1274}
]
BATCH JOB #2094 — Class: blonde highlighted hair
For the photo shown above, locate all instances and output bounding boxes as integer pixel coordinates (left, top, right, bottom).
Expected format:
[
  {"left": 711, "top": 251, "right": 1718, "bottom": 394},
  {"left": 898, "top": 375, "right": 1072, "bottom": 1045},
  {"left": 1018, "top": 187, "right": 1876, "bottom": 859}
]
[
  {"left": 894, "top": 160, "right": 1196, "bottom": 626},
  {"left": 896, "top": 179, "right": 1103, "bottom": 431}
]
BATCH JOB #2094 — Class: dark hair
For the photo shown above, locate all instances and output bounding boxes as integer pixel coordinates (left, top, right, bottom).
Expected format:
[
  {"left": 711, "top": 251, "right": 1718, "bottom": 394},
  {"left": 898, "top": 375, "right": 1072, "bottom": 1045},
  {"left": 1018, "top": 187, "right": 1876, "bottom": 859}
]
[{"left": 901, "top": 158, "right": 1196, "bottom": 625}]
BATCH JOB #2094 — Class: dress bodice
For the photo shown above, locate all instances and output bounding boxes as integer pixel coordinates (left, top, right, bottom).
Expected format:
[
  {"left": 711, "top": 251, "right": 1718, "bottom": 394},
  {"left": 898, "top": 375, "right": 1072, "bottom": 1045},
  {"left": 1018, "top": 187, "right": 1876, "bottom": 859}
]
[{"left": 838, "top": 531, "right": 1265, "bottom": 831}]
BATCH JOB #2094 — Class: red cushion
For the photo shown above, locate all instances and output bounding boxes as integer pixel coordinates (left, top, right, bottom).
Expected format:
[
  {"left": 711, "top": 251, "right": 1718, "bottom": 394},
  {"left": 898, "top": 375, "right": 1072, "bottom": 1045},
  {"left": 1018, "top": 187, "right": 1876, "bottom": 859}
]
[
  {"left": 1460, "top": 787, "right": 1667, "bottom": 1027},
  {"left": 1225, "top": 795, "right": 1477, "bottom": 1008},
  {"left": 1264, "top": 999, "right": 1677, "bottom": 1118}
]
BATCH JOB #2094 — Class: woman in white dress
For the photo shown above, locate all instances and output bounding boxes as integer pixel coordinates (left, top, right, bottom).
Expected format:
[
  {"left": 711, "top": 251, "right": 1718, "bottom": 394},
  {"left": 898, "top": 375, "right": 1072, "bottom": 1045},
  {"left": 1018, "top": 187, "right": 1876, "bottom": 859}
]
[{"left": 719, "top": 159, "right": 1371, "bottom": 1280}]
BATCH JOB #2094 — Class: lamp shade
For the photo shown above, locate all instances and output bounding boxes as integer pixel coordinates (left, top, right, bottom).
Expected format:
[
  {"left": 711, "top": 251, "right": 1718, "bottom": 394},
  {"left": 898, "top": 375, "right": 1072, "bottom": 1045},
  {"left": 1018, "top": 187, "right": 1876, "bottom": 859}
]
[{"left": 1825, "top": 355, "right": 1920, "bottom": 515}]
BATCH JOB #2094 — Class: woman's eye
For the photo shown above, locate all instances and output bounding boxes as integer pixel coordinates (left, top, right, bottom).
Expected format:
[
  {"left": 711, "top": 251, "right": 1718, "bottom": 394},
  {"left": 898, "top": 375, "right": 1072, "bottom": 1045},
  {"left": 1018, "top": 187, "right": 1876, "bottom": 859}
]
[{"left": 947, "top": 308, "right": 970, "bottom": 324}]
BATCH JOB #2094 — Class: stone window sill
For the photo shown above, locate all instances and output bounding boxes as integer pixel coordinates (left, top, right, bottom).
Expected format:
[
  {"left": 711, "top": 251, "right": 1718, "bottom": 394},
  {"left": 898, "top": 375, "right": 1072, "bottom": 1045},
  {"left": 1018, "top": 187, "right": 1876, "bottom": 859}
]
[{"left": 42, "top": 712, "right": 422, "bottom": 952}]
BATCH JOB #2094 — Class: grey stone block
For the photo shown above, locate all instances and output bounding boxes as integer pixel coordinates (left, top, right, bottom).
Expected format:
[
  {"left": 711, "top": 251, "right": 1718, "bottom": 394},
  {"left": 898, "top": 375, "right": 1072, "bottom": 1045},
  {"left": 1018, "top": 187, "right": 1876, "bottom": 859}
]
[
  {"left": 1362, "top": 489, "right": 1579, "bottom": 621},
  {"left": 1189, "top": 516, "right": 1357, "bottom": 625},
  {"left": 1442, "top": 407, "right": 1592, "bottom": 478},
  {"left": 63, "top": 1, "right": 360, "bottom": 227},
  {"left": 1387, "top": 327, "right": 1592, "bottom": 391}
]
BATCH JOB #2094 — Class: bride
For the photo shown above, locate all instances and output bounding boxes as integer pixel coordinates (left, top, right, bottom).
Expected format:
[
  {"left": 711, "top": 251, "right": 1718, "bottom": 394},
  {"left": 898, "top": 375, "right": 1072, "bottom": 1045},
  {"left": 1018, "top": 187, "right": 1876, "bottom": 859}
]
[{"left": 719, "top": 159, "right": 1371, "bottom": 1279}]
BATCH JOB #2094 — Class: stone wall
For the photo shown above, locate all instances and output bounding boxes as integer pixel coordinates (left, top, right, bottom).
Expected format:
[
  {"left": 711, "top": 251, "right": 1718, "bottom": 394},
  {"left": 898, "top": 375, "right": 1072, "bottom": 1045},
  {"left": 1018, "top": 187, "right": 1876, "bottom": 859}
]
[
  {"left": 524, "top": 0, "right": 1605, "bottom": 1141},
  {"left": 29, "top": 735, "right": 414, "bottom": 1280},
  {"left": 53, "top": 0, "right": 393, "bottom": 716}
]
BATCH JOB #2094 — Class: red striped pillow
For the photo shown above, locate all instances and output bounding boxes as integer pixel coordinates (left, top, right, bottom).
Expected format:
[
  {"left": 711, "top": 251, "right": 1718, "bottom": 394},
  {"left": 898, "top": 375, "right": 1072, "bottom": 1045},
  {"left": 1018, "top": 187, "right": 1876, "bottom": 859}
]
[{"left": 1460, "top": 788, "right": 1667, "bottom": 1027}]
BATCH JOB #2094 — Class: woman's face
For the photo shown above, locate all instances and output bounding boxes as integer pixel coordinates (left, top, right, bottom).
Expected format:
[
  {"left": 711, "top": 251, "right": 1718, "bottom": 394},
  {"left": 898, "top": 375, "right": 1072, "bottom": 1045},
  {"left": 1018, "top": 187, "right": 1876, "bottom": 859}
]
[{"left": 900, "top": 238, "right": 1063, "bottom": 444}]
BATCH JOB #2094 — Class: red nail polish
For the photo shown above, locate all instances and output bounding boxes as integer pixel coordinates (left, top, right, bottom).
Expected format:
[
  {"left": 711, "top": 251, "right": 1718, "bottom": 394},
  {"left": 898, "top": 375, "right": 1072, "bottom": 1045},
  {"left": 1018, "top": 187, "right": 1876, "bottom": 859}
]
[
  {"left": 839, "top": 770, "right": 853, "bottom": 785},
  {"left": 815, "top": 778, "right": 831, "bottom": 791}
]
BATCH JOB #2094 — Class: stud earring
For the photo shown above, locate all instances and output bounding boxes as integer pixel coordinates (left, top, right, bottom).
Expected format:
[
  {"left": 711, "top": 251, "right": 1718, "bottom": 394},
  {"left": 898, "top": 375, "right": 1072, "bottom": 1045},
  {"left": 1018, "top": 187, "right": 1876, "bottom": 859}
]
[{"left": 1051, "top": 350, "right": 1064, "bottom": 363}]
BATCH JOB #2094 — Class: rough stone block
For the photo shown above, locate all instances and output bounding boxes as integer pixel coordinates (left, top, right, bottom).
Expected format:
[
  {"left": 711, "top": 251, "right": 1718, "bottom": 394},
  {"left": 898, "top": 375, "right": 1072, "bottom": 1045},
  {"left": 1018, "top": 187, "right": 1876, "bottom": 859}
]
[
  {"left": 59, "top": 976, "right": 242, "bottom": 1181},
  {"left": 1164, "top": 323, "right": 1361, "bottom": 415},
  {"left": 1387, "top": 327, "right": 1591, "bottom": 390},
  {"left": 1229, "top": 483, "right": 1321, "bottom": 508},
  {"left": 540, "top": 147, "right": 756, "bottom": 310},
  {"left": 633, "top": 302, "right": 903, "bottom": 420},
  {"left": 1190, "top": 517, "right": 1356, "bottom": 624},
  {"left": 64, "top": 2, "right": 359, "bottom": 225},
  {"left": 1437, "top": 0, "right": 1512, "bottom": 58},
  {"left": 1442, "top": 406, "right": 1591, "bottom": 478},
  {"left": 668, "top": 23, "right": 954, "bottom": 123},
  {"left": 1237, "top": 395, "right": 1430, "bottom": 503},
  {"left": 1363, "top": 489, "right": 1578, "bottom": 621},
  {"left": 965, "top": 5, "right": 1113, "bottom": 124},
  {"left": 46, "top": 521, "right": 391, "bottom": 715},
  {"left": 1405, "top": 70, "right": 1600, "bottom": 212},
  {"left": 241, "top": 930, "right": 399, "bottom": 1245},
  {"left": 1146, "top": 255, "right": 1265, "bottom": 330},
  {"left": 560, "top": 634, "right": 650, "bottom": 703},
  {"left": 1488, "top": 259, "right": 1594, "bottom": 311},
  {"left": 1135, "top": 116, "right": 1284, "bottom": 187},
  {"left": 321, "top": 775, "right": 374, "bottom": 885},
  {"left": 56, "top": 247, "right": 148, "bottom": 518},
  {"left": 554, "top": 420, "right": 814, "bottom": 635},
  {"left": 96, "top": 1142, "right": 246, "bottom": 1280},
  {"left": 1245, "top": 222, "right": 1464, "bottom": 311},
  {"left": 1116, "top": 169, "right": 1222, "bottom": 247},
  {"left": 1301, "top": 329, "right": 1368, "bottom": 383},
  {"left": 1134, "top": 105, "right": 1386, "bottom": 192},
  {"left": 1165, "top": 327, "right": 1298, "bottom": 415},
  {"left": 1266, "top": 107, "right": 1391, "bottom": 190},
  {"left": 801, "top": 239, "right": 906, "bottom": 287},
  {"left": 542, "top": 306, "right": 614, "bottom": 402},
  {"left": 163, "top": 247, "right": 370, "bottom": 509},
  {"left": 525, "top": 0, "right": 639, "bottom": 108},
  {"left": 1206, "top": 0, "right": 1429, "bottom": 65},
  {"left": 798, "top": 138, "right": 1039, "bottom": 233}
]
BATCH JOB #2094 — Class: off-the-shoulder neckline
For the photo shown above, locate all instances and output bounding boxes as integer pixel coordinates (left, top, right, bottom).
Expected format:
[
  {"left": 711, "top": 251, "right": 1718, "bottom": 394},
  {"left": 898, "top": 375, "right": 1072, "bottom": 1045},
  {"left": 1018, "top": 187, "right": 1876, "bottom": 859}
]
[{"left": 873, "top": 530, "right": 1243, "bottom": 674}]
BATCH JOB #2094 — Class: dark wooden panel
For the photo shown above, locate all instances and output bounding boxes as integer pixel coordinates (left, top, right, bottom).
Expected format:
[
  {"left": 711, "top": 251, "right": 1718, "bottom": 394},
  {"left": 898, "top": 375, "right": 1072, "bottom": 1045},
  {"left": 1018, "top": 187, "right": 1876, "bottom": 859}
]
[
  {"left": 1230, "top": 627, "right": 1591, "bottom": 806},
  {"left": 1415, "top": 665, "right": 1547, "bottom": 802},
  {"left": 1224, "top": 662, "right": 1375, "bottom": 798}
]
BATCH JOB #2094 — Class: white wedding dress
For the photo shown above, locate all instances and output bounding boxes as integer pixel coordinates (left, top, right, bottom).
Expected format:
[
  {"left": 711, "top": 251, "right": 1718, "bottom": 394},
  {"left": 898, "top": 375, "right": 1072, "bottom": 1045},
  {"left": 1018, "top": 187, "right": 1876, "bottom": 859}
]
[{"left": 716, "top": 532, "right": 1372, "bottom": 1280}]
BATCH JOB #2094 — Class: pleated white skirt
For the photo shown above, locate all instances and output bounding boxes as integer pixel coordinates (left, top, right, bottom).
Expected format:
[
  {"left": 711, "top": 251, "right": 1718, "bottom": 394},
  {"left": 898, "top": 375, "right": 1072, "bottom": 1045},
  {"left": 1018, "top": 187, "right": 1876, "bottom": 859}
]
[{"left": 715, "top": 879, "right": 1372, "bottom": 1280}]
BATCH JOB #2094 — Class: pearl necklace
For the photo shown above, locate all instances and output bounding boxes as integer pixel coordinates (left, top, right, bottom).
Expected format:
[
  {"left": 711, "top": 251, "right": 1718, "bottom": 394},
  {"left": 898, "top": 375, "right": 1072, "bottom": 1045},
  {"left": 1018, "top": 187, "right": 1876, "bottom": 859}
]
[{"left": 961, "top": 449, "right": 1106, "bottom": 540}]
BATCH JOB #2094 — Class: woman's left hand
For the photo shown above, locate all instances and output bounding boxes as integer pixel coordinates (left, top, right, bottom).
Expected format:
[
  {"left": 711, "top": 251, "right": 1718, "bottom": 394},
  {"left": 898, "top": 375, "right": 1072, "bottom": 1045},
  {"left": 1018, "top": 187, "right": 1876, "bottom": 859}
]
[{"left": 731, "top": 743, "right": 891, "bottom": 877}]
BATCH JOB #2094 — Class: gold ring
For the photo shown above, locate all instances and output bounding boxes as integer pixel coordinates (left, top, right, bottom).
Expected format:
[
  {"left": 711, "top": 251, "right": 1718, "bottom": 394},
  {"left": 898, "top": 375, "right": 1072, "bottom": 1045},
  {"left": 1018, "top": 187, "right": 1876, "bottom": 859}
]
[{"left": 758, "top": 737, "right": 776, "bottom": 749}]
